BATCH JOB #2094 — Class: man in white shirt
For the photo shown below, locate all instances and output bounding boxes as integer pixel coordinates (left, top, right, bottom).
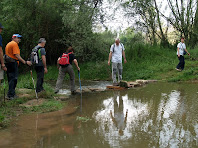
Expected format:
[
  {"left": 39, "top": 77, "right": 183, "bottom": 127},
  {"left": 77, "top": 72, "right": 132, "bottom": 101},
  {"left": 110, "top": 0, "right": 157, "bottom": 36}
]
[
  {"left": 108, "top": 38, "right": 127, "bottom": 86},
  {"left": 176, "top": 37, "right": 190, "bottom": 71}
]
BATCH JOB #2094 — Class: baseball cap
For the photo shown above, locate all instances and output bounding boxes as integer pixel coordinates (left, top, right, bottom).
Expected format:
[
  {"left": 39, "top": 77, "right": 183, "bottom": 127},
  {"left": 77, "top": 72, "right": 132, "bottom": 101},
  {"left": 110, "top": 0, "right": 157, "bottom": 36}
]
[
  {"left": 12, "top": 34, "right": 22, "bottom": 38},
  {"left": 0, "top": 23, "right": 4, "bottom": 29}
]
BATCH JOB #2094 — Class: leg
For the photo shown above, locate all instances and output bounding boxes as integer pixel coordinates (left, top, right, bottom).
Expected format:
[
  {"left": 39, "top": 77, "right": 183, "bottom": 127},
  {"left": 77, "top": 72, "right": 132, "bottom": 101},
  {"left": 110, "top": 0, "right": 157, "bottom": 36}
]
[
  {"left": 6, "top": 62, "right": 18, "bottom": 98},
  {"left": 176, "top": 56, "right": 182, "bottom": 69},
  {"left": 112, "top": 63, "right": 118, "bottom": 84},
  {"left": 66, "top": 65, "right": 75, "bottom": 92},
  {"left": 55, "top": 66, "right": 66, "bottom": 91},
  {"left": 181, "top": 56, "right": 185, "bottom": 70},
  {"left": 0, "top": 65, "right": 3, "bottom": 84},
  {"left": 35, "top": 66, "right": 44, "bottom": 93},
  {"left": 117, "top": 63, "right": 123, "bottom": 83}
]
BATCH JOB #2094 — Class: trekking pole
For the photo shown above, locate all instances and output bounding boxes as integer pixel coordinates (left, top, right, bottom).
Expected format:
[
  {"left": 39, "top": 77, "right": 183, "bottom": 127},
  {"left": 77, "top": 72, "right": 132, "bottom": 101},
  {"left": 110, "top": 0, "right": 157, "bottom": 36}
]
[
  {"left": 78, "top": 70, "right": 82, "bottom": 113},
  {"left": 30, "top": 69, "right": 38, "bottom": 101},
  {"left": 3, "top": 71, "right": 6, "bottom": 103}
]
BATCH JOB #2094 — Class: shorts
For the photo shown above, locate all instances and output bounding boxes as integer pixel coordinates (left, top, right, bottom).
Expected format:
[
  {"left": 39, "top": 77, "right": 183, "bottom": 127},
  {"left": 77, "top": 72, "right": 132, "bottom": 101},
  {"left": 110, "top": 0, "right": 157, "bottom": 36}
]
[{"left": 0, "top": 64, "right": 4, "bottom": 79}]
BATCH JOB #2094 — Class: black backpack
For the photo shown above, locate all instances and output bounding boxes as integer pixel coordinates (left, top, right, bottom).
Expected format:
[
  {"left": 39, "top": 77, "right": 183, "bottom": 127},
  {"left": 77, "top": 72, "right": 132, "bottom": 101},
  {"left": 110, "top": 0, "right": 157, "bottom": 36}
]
[
  {"left": 30, "top": 46, "right": 42, "bottom": 64},
  {"left": 112, "top": 43, "right": 124, "bottom": 52}
]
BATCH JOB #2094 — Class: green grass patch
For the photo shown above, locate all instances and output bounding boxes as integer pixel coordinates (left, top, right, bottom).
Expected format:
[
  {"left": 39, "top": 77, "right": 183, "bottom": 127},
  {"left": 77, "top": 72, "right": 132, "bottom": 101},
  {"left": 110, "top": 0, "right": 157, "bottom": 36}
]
[{"left": 22, "top": 100, "right": 65, "bottom": 113}]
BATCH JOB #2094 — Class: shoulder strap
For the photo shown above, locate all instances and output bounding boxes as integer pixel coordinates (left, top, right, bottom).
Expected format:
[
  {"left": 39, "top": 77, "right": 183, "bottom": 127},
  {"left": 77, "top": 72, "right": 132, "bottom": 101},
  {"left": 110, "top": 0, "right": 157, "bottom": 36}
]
[
  {"left": 120, "top": 43, "right": 124, "bottom": 51},
  {"left": 113, "top": 44, "right": 115, "bottom": 53}
]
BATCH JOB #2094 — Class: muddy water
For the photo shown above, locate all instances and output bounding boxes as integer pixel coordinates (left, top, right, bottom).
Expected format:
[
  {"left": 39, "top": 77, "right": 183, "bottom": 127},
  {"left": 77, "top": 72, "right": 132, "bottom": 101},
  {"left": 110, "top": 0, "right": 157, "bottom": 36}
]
[{"left": 0, "top": 82, "right": 198, "bottom": 148}]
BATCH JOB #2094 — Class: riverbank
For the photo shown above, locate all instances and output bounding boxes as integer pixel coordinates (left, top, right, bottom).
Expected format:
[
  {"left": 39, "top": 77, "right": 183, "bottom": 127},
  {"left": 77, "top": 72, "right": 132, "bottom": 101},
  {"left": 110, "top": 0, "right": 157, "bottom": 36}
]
[{"left": 0, "top": 85, "right": 69, "bottom": 128}]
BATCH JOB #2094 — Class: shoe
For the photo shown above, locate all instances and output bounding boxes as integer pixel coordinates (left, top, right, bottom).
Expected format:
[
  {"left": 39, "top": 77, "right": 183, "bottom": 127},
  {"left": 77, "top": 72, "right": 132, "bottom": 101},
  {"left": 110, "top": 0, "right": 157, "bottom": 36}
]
[
  {"left": 113, "top": 83, "right": 119, "bottom": 86},
  {"left": 54, "top": 90, "right": 59, "bottom": 94},
  {"left": 6, "top": 96, "right": 15, "bottom": 100},
  {"left": 71, "top": 91, "right": 81, "bottom": 95},
  {"left": 175, "top": 68, "right": 181, "bottom": 72}
]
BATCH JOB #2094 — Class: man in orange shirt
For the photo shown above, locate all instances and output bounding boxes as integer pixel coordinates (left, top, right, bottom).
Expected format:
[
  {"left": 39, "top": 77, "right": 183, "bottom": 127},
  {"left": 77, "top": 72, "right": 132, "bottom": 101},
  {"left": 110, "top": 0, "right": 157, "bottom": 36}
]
[{"left": 5, "top": 34, "right": 31, "bottom": 100}]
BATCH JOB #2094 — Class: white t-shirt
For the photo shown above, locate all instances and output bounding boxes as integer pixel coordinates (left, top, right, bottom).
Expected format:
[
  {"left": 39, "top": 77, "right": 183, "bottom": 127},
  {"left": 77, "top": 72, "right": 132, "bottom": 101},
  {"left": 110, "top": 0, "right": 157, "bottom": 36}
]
[
  {"left": 110, "top": 43, "right": 125, "bottom": 63},
  {"left": 177, "top": 42, "right": 186, "bottom": 56}
]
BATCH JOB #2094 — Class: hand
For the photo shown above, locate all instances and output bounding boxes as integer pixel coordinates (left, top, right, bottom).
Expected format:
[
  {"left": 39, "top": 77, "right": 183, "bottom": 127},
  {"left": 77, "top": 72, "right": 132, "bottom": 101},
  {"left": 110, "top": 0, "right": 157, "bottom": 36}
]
[
  {"left": 26, "top": 61, "right": 32, "bottom": 66},
  {"left": 1, "top": 65, "right": 7, "bottom": 71},
  {"left": 188, "top": 53, "right": 190, "bottom": 56},
  {"left": 108, "top": 61, "right": 110, "bottom": 66},
  {"left": 124, "top": 59, "right": 127, "bottom": 63},
  {"left": 77, "top": 67, "right": 80, "bottom": 71},
  {"left": 178, "top": 54, "right": 180, "bottom": 58},
  {"left": 44, "top": 68, "right": 48, "bottom": 74}
]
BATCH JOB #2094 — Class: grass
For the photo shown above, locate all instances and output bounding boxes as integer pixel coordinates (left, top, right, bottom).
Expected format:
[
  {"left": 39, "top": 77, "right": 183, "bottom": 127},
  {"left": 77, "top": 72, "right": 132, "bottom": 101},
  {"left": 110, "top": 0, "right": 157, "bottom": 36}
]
[{"left": 0, "top": 78, "right": 66, "bottom": 128}]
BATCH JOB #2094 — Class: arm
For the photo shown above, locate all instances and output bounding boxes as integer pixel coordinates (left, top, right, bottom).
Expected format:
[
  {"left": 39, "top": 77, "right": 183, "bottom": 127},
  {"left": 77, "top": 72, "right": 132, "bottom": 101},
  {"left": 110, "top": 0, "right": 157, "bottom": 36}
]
[
  {"left": 73, "top": 59, "right": 80, "bottom": 71},
  {"left": 177, "top": 47, "right": 180, "bottom": 57},
  {"left": 15, "top": 54, "right": 32, "bottom": 66},
  {"left": 108, "top": 51, "right": 112, "bottom": 65},
  {"left": 57, "top": 57, "right": 60, "bottom": 69},
  {"left": 122, "top": 50, "right": 127, "bottom": 63},
  {"left": 0, "top": 47, "right": 7, "bottom": 71},
  {"left": 42, "top": 55, "right": 48, "bottom": 73},
  {"left": 185, "top": 48, "right": 190, "bottom": 56}
]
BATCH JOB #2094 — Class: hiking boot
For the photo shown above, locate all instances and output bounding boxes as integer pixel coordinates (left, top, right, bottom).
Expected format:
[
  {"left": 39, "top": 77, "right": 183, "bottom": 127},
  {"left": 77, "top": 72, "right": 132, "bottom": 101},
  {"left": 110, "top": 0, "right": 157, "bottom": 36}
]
[
  {"left": 113, "top": 83, "right": 119, "bottom": 86},
  {"left": 54, "top": 90, "right": 59, "bottom": 94},
  {"left": 71, "top": 91, "right": 80, "bottom": 95},
  {"left": 175, "top": 68, "right": 181, "bottom": 72},
  {"left": 6, "top": 96, "right": 15, "bottom": 100}
]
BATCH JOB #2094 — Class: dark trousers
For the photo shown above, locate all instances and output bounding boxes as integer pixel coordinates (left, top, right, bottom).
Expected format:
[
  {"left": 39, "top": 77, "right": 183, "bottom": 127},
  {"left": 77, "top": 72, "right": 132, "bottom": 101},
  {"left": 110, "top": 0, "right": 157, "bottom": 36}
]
[
  {"left": 6, "top": 62, "right": 18, "bottom": 98},
  {"left": 35, "top": 66, "right": 44, "bottom": 93},
  {"left": 176, "top": 55, "right": 185, "bottom": 70}
]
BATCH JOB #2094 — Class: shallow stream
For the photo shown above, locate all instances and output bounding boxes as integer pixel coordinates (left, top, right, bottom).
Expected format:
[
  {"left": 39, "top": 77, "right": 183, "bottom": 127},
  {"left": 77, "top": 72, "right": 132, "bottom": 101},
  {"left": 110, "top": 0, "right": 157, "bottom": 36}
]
[{"left": 0, "top": 82, "right": 197, "bottom": 148}]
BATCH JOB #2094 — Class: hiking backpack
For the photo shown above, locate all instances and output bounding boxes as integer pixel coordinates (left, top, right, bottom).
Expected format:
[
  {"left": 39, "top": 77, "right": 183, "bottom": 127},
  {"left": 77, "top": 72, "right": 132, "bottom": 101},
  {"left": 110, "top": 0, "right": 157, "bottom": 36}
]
[
  {"left": 59, "top": 52, "right": 72, "bottom": 66},
  {"left": 30, "top": 46, "right": 42, "bottom": 64},
  {"left": 112, "top": 43, "right": 124, "bottom": 52}
]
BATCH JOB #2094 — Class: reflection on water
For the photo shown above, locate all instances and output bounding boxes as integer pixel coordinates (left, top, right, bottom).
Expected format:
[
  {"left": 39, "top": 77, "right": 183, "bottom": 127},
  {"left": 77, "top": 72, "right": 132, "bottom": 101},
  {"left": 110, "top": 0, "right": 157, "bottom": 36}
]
[{"left": 0, "top": 82, "right": 198, "bottom": 148}]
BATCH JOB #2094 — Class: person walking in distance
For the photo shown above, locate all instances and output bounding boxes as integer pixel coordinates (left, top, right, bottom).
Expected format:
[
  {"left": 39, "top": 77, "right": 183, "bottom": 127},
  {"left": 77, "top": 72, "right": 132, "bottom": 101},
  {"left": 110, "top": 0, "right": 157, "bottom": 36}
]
[
  {"left": 33, "top": 38, "right": 48, "bottom": 93},
  {"left": 176, "top": 37, "right": 190, "bottom": 71},
  {"left": 108, "top": 38, "right": 127, "bottom": 86},
  {"left": 5, "top": 34, "right": 32, "bottom": 100}
]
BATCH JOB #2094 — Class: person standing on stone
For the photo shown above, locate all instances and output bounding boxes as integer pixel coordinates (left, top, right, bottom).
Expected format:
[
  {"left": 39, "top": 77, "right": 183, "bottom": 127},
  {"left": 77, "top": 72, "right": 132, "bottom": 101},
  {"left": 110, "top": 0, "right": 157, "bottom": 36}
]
[
  {"left": 5, "top": 34, "right": 32, "bottom": 100},
  {"left": 108, "top": 38, "right": 127, "bottom": 86},
  {"left": 33, "top": 38, "right": 48, "bottom": 93},
  {"left": 55, "top": 47, "right": 80, "bottom": 95}
]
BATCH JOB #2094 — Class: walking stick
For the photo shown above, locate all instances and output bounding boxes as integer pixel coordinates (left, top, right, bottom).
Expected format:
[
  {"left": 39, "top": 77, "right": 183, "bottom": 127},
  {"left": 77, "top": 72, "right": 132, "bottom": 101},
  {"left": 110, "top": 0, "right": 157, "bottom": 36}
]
[
  {"left": 3, "top": 71, "right": 6, "bottom": 103},
  {"left": 30, "top": 69, "right": 38, "bottom": 101},
  {"left": 78, "top": 70, "right": 82, "bottom": 113}
]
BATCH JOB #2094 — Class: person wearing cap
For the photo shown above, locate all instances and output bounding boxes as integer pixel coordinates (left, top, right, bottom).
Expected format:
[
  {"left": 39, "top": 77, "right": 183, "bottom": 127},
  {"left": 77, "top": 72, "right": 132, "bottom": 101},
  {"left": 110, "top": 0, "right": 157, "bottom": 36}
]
[
  {"left": 5, "top": 34, "right": 32, "bottom": 100},
  {"left": 0, "top": 23, "right": 7, "bottom": 84},
  {"left": 108, "top": 38, "right": 127, "bottom": 86},
  {"left": 33, "top": 38, "right": 48, "bottom": 93}
]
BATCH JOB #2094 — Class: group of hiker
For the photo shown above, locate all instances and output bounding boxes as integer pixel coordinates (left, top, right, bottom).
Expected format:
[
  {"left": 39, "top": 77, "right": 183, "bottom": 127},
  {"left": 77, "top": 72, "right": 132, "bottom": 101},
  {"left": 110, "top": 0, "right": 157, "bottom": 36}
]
[{"left": 0, "top": 21, "right": 191, "bottom": 100}]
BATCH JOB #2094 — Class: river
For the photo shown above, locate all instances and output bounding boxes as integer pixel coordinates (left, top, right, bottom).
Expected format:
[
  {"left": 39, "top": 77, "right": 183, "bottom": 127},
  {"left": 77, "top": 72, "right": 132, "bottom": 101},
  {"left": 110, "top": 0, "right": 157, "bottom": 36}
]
[{"left": 0, "top": 82, "right": 197, "bottom": 148}]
